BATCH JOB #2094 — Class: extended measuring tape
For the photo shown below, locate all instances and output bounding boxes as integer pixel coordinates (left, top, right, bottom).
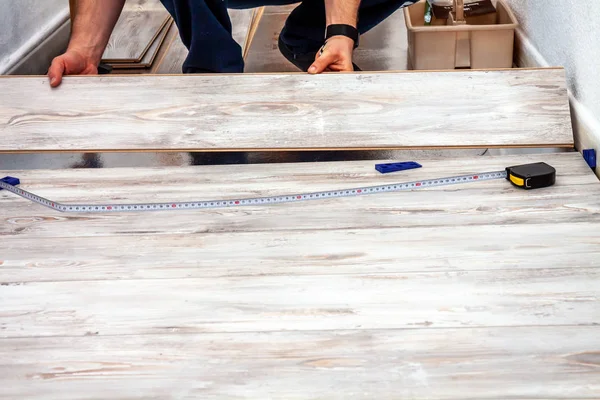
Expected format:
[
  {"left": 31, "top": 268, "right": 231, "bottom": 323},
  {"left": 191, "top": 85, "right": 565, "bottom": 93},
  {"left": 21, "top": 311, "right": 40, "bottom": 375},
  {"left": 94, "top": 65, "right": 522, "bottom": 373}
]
[{"left": 0, "top": 162, "right": 556, "bottom": 214}]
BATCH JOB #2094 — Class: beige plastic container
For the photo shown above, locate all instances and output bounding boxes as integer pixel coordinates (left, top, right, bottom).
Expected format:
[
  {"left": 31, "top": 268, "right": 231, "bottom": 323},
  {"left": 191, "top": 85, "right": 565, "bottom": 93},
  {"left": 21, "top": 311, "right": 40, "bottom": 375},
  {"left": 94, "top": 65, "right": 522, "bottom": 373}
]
[{"left": 404, "top": 0, "right": 519, "bottom": 70}]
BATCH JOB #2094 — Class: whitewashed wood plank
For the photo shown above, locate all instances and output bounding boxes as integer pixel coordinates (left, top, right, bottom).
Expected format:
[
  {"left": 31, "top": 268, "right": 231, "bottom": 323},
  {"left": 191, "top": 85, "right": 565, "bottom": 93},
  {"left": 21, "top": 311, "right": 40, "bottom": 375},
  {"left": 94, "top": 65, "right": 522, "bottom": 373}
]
[
  {"left": 110, "top": 19, "right": 173, "bottom": 69},
  {"left": 353, "top": 7, "right": 409, "bottom": 71},
  {"left": 2, "top": 222, "right": 599, "bottom": 283},
  {"left": 0, "top": 69, "right": 572, "bottom": 152},
  {"left": 243, "top": 10, "right": 299, "bottom": 73},
  {"left": 146, "top": 21, "right": 182, "bottom": 74},
  {"left": 151, "top": 27, "right": 188, "bottom": 74},
  {"left": 1, "top": 153, "right": 599, "bottom": 283},
  {"left": 1, "top": 327, "right": 599, "bottom": 399},
  {"left": 1, "top": 266, "right": 599, "bottom": 337},
  {"left": 101, "top": 0, "right": 171, "bottom": 63},
  {"left": 230, "top": 9, "right": 257, "bottom": 53},
  {"left": 1, "top": 183, "right": 598, "bottom": 237},
  {"left": 0, "top": 153, "right": 597, "bottom": 238}
]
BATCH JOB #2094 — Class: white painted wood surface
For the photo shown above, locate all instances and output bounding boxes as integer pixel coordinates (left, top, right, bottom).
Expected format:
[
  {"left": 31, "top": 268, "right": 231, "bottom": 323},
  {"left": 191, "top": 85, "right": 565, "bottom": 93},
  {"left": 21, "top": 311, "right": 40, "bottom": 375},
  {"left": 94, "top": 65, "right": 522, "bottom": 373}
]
[
  {"left": 0, "top": 69, "right": 573, "bottom": 152},
  {"left": 110, "top": 19, "right": 173, "bottom": 69},
  {"left": 2, "top": 267, "right": 600, "bottom": 337},
  {"left": 101, "top": 0, "right": 171, "bottom": 63},
  {"left": 1, "top": 153, "right": 599, "bottom": 397},
  {"left": 1, "top": 327, "right": 599, "bottom": 399}
]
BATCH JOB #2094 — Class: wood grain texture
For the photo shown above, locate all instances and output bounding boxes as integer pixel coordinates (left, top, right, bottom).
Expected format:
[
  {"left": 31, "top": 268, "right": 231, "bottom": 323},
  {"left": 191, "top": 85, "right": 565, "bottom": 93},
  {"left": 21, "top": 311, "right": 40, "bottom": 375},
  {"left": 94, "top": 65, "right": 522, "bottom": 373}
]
[
  {"left": 243, "top": 8, "right": 297, "bottom": 73},
  {"left": 229, "top": 9, "right": 258, "bottom": 55},
  {"left": 110, "top": 18, "right": 173, "bottom": 69},
  {"left": 1, "top": 153, "right": 600, "bottom": 397},
  {"left": 0, "top": 69, "right": 573, "bottom": 152},
  {"left": 353, "top": 7, "right": 410, "bottom": 71},
  {"left": 101, "top": 0, "right": 171, "bottom": 63},
  {"left": 148, "top": 21, "right": 184, "bottom": 74},
  {"left": 151, "top": 26, "right": 188, "bottom": 74},
  {"left": 2, "top": 266, "right": 600, "bottom": 337},
  {"left": 2, "top": 154, "right": 598, "bottom": 285},
  {"left": 243, "top": 7, "right": 265, "bottom": 58},
  {"left": 1, "top": 327, "right": 599, "bottom": 399}
]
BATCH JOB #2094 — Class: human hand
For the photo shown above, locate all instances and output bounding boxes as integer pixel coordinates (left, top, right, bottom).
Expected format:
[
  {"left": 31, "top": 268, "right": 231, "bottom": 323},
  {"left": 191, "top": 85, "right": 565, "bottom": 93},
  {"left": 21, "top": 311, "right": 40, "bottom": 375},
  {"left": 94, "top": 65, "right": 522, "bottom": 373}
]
[
  {"left": 307, "top": 36, "right": 356, "bottom": 74},
  {"left": 48, "top": 49, "right": 99, "bottom": 88}
]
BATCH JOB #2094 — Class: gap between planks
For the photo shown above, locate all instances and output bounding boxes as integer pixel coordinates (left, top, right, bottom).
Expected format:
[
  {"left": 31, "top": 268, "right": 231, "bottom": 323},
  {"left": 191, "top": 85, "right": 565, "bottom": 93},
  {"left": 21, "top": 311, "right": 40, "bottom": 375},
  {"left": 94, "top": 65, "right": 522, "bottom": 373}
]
[
  {"left": 3, "top": 66, "right": 567, "bottom": 78},
  {"left": 0, "top": 323, "right": 597, "bottom": 340},
  {"left": 0, "top": 145, "right": 576, "bottom": 155}
]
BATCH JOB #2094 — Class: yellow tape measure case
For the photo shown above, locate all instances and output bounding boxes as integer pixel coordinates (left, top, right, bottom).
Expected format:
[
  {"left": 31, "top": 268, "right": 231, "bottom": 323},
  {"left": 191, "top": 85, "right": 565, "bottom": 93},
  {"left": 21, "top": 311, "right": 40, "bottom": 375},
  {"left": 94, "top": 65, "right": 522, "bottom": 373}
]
[{"left": 505, "top": 162, "right": 556, "bottom": 189}]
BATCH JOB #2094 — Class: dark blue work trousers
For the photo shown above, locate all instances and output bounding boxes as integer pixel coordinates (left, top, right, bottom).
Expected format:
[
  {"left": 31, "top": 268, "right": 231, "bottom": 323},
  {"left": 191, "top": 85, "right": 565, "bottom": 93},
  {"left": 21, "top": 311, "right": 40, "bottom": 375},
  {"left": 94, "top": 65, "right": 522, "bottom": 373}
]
[{"left": 158, "top": 0, "right": 416, "bottom": 73}]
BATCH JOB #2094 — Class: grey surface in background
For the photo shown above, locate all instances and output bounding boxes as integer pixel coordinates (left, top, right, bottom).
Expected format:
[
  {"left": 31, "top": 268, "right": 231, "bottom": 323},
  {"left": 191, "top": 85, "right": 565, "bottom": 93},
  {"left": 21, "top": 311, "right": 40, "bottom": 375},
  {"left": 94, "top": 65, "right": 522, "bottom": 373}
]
[
  {"left": 0, "top": 148, "right": 575, "bottom": 171},
  {"left": 0, "top": 0, "right": 69, "bottom": 73}
]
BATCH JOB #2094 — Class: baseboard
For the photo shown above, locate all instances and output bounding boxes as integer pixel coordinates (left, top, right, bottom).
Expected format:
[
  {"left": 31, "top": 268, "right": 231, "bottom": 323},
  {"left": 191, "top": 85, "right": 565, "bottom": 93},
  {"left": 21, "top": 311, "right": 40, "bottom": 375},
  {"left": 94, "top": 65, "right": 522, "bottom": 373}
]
[{"left": 514, "top": 28, "right": 599, "bottom": 177}]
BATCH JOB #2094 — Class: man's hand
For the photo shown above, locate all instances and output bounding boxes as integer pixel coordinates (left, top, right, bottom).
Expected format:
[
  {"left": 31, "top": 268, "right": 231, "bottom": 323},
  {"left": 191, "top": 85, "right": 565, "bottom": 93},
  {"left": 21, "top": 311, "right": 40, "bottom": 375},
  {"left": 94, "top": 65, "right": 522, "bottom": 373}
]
[
  {"left": 308, "top": 0, "right": 360, "bottom": 74},
  {"left": 48, "top": 0, "right": 125, "bottom": 87},
  {"left": 308, "top": 36, "right": 355, "bottom": 74},
  {"left": 48, "top": 49, "right": 99, "bottom": 88}
]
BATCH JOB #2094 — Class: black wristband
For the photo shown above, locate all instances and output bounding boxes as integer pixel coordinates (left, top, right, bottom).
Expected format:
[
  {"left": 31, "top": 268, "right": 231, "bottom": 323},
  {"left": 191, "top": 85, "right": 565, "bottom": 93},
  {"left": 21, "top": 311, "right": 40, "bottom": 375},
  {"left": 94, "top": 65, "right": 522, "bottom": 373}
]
[{"left": 325, "top": 24, "right": 359, "bottom": 48}]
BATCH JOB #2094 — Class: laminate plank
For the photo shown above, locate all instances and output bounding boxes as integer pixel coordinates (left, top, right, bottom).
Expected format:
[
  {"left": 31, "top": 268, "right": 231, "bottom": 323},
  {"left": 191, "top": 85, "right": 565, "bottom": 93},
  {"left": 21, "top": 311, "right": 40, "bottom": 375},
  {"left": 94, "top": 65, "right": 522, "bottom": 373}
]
[
  {"left": 2, "top": 222, "right": 599, "bottom": 283},
  {"left": 149, "top": 23, "right": 187, "bottom": 74},
  {"left": 1, "top": 154, "right": 599, "bottom": 284},
  {"left": 230, "top": 9, "right": 258, "bottom": 55},
  {"left": 1, "top": 327, "right": 599, "bottom": 398},
  {"left": 352, "top": 7, "right": 409, "bottom": 71},
  {"left": 0, "top": 153, "right": 597, "bottom": 239},
  {"left": 101, "top": 0, "right": 171, "bottom": 63},
  {"left": 0, "top": 69, "right": 573, "bottom": 152},
  {"left": 1, "top": 153, "right": 599, "bottom": 397},
  {"left": 109, "top": 19, "right": 173, "bottom": 69},
  {"left": 243, "top": 7, "right": 265, "bottom": 58},
  {"left": 243, "top": 9, "right": 298, "bottom": 73},
  {"left": 2, "top": 266, "right": 600, "bottom": 337}
]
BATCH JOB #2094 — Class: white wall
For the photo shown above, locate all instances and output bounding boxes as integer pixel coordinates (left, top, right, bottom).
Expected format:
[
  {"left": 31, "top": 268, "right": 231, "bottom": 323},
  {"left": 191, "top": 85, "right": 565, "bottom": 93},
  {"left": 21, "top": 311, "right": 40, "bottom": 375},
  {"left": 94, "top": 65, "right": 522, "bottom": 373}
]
[
  {"left": 0, "top": 0, "right": 70, "bottom": 74},
  {"left": 503, "top": 0, "right": 600, "bottom": 160}
]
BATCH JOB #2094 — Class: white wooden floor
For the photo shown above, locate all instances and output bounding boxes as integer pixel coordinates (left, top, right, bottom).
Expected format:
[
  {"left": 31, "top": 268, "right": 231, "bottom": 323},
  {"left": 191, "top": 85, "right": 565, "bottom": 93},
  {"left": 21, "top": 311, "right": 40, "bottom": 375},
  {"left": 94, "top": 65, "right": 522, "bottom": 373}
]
[
  {"left": 1, "top": 152, "right": 600, "bottom": 398},
  {"left": 1, "top": 3, "right": 481, "bottom": 171}
]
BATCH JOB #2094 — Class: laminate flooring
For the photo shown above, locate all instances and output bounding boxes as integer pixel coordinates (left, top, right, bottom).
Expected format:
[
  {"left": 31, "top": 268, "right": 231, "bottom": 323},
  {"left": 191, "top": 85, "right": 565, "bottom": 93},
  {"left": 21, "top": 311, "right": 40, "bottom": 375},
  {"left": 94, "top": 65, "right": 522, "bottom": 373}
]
[
  {"left": 111, "top": 19, "right": 174, "bottom": 69},
  {"left": 0, "top": 69, "right": 573, "bottom": 153},
  {"left": 101, "top": 0, "right": 171, "bottom": 63},
  {"left": 1, "top": 152, "right": 599, "bottom": 398}
]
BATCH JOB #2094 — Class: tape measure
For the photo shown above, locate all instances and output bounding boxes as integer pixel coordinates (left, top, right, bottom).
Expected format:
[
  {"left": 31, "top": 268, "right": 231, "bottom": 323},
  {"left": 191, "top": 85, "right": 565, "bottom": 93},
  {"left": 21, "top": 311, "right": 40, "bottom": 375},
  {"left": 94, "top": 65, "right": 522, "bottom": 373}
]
[{"left": 0, "top": 162, "right": 555, "bottom": 214}]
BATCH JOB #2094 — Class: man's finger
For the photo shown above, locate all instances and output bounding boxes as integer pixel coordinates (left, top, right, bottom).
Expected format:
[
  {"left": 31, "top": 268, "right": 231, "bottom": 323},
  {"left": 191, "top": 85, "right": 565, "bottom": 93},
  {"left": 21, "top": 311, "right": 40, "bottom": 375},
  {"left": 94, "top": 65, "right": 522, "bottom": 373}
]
[
  {"left": 48, "top": 57, "right": 66, "bottom": 88},
  {"left": 308, "top": 52, "right": 335, "bottom": 74}
]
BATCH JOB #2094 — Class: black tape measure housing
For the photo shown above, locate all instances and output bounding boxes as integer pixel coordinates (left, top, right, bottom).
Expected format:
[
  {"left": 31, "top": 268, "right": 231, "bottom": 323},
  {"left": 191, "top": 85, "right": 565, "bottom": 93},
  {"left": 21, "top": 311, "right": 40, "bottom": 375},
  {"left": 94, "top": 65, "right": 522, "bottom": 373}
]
[{"left": 505, "top": 162, "right": 556, "bottom": 189}]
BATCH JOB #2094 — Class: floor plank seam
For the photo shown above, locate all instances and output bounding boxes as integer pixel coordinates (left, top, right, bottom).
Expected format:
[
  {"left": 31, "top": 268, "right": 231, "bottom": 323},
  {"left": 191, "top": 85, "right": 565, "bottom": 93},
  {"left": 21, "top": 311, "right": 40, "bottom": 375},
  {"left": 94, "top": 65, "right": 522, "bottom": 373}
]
[
  {"left": 2, "top": 265, "right": 600, "bottom": 284},
  {"left": 1, "top": 323, "right": 599, "bottom": 341}
]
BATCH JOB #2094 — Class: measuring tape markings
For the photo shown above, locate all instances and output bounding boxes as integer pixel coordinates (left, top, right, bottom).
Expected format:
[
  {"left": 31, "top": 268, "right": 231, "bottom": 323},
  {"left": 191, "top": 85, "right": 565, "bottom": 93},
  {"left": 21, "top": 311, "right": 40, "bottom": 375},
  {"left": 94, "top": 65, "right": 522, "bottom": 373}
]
[{"left": 0, "top": 171, "right": 507, "bottom": 213}]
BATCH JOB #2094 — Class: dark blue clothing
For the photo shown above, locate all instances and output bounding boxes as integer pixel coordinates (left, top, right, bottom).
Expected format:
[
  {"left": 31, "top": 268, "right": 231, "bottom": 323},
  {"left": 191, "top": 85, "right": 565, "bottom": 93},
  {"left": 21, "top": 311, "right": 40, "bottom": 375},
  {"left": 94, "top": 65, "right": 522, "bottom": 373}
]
[{"left": 159, "top": 0, "right": 416, "bottom": 73}]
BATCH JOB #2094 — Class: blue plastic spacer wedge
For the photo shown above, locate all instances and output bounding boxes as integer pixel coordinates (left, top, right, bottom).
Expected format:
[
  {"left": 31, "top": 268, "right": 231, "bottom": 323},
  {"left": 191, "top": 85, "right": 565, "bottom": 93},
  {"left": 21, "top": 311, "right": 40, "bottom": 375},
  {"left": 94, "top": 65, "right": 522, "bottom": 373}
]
[
  {"left": 0, "top": 176, "right": 20, "bottom": 190},
  {"left": 583, "top": 149, "right": 596, "bottom": 169},
  {"left": 375, "top": 161, "right": 422, "bottom": 174}
]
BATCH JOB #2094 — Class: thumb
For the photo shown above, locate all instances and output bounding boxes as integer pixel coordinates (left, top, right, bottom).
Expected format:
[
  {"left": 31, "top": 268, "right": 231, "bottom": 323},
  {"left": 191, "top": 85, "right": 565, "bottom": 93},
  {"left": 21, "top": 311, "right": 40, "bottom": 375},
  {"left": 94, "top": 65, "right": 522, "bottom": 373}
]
[
  {"left": 48, "top": 57, "right": 66, "bottom": 88},
  {"left": 308, "top": 51, "right": 335, "bottom": 74}
]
